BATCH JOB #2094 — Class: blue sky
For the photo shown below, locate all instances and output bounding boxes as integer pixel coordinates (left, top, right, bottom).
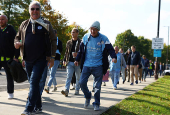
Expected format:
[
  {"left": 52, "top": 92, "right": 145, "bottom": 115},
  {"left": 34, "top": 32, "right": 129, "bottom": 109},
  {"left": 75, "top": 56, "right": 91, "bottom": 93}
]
[{"left": 50, "top": 0, "right": 170, "bottom": 45}]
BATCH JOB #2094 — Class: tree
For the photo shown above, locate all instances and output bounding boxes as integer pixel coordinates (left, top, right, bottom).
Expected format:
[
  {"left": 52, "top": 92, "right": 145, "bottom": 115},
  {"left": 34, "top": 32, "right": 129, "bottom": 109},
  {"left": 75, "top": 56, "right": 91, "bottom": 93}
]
[
  {"left": 114, "top": 29, "right": 139, "bottom": 52},
  {"left": 0, "top": 0, "right": 31, "bottom": 30}
]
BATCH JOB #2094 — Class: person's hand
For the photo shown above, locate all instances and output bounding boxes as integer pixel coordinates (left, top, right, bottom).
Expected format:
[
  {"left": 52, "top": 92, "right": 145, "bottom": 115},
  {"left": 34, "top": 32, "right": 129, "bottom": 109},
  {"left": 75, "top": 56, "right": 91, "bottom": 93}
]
[
  {"left": 22, "top": 60, "right": 25, "bottom": 67},
  {"left": 72, "top": 52, "right": 77, "bottom": 58},
  {"left": 48, "top": 59, "right": 54, "bottom": 68},
  {"left": 137, "top": 65, "right": 139, "bottom": 68},
  {"left": 112, "top": 58, "right": 117, "bottom": 63},
  {"left": 63, "top": 61, "right": 66, "bottom": 66},
  {"left": 13, "top": 58, "right": 19, "bottom": 62},
  {"left": 14, "top": 42, "right": 22, "bottom": 49},
  {"left": 74, "top": 61, "right": 79, "bottom": 66}
]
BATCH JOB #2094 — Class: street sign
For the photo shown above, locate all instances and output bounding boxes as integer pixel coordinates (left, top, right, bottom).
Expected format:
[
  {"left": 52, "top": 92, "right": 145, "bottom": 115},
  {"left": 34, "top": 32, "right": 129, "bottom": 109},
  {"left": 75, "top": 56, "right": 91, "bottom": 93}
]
[
  {"left": 152, "top": 38, "right": 164, "bottom": 49},
  {"left": 153, "top": 49, "right": 162, "bottom": 57}
]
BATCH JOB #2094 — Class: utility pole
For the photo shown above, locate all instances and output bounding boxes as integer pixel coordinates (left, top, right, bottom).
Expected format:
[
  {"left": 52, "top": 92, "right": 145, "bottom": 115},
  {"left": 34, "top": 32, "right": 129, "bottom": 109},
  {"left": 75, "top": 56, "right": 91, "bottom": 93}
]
[{"left": 154, "top": 0, "right": 161, "bottom": 80}]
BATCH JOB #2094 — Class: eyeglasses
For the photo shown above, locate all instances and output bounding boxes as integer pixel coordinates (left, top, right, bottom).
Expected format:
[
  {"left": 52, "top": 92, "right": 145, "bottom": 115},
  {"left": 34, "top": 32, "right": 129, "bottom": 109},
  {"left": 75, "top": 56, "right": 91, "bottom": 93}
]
[{"left": 31, "top": 8, "right": 40, "bottom": 11}]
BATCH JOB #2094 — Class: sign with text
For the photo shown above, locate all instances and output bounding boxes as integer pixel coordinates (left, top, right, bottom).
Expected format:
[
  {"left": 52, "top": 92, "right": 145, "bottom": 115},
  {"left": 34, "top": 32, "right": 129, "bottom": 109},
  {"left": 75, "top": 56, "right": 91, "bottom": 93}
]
[
  {"left": 152, "top": 38, "right": 164, "bottom": 49},
  {"left": 153, "top": 49, "right": 162, "bottom": 57}
]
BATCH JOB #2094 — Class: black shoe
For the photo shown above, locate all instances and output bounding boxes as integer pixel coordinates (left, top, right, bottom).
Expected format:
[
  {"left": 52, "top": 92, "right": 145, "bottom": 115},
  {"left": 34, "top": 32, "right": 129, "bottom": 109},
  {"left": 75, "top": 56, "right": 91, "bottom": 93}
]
[
  {"left": 32, "top": 108, "right": 42, "bottom": 114},
  {"left": 123, "top": 80, "right": 125, "bottom": 84},
  {"left": 127, "top": 80, "right": 130, "bottom": 82},
  {"left": 0, "top": 73, "right": 2, "bottom": 75},
  {"left": 117, "top": 81, "right": 119, "bottom": 84}
]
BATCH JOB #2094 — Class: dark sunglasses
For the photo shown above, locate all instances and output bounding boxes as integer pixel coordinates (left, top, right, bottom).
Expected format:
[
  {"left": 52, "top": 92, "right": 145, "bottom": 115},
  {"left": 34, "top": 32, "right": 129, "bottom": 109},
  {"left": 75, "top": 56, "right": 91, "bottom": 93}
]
[{"left": 31, "top": 8, "right": 40, "bottom": 11}]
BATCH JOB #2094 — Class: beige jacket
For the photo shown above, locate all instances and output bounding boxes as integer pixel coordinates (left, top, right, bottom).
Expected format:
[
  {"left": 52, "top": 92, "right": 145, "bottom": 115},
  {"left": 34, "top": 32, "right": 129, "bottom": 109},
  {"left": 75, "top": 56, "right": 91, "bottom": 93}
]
[{"left": 14, "top": 19, "right": 57, "bottom": 61}]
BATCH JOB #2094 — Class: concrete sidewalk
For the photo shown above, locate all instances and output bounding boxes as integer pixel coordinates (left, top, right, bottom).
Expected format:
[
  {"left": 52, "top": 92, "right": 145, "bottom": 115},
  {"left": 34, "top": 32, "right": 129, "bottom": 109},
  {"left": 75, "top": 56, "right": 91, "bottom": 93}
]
[{"left": 0, "top": 76, "right": 160, "bottom": 115}]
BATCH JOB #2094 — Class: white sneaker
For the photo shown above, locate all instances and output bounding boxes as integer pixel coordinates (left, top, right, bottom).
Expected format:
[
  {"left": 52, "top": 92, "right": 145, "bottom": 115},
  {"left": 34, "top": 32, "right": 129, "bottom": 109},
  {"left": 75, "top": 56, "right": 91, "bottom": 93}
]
[{"left": 8, "top": 93, "right": 14, "bottom": 99}]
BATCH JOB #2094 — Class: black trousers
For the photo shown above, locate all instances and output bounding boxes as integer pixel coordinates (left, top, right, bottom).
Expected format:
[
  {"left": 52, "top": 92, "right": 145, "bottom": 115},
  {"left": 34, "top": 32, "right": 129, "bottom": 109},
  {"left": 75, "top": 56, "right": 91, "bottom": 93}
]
[{"left": 0, "top": 61, "right": 14, "bottom": 93}]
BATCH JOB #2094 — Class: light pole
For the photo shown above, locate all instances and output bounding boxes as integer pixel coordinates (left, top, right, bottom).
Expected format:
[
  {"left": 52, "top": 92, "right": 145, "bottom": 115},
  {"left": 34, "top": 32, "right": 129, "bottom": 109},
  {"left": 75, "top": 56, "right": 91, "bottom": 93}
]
[
  {"left": 164, "top": 26, "right": 169, "bottom": 68},
  {"left": 154, "top": 0, "right": 161, "bottom": 80}
]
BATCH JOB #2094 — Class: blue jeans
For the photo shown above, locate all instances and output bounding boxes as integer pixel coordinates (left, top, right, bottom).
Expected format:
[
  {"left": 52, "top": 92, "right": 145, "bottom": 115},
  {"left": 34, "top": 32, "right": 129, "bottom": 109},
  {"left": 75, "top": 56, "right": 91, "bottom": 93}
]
[
  {"left": 110, "top": 70, "right": 120, "bottom": 88},
  {"left": 148, "top": 69, "right": 152, "bottom": 77},
  {"left": 65, "top": 62, "right": 81, "bottom": 91},
  {"left": 159, "top": 70, "right": 162, "bottom": 76},
  {"left": 25, "top": 59, "right": 47, "bottom": 112},
  {"left": 79, "top": 66, "right": 103, "bottom": 106},
  {"left": 47, "top": 60, "right": 60, "bottom": 87},
  {"left": 39, "top": 65, "right": 48, "bottom": 95},
  {"left": 142, "top": 67, "right": 148, "bottom": 80}
]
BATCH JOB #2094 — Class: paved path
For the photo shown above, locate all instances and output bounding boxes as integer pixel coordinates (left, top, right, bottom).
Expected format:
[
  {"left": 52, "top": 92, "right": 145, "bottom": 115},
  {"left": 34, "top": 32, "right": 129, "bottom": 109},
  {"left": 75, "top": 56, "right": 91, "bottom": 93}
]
[{"left": 0, "top": 76, "right": 160, "bottom": 115}]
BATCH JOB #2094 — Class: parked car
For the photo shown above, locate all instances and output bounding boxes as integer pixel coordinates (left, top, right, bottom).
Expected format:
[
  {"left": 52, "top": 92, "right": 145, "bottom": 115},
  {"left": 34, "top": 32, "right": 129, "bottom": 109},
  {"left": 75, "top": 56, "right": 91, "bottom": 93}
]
[{"left": 164, "top": 64, "right": 170, "bottom": 75}]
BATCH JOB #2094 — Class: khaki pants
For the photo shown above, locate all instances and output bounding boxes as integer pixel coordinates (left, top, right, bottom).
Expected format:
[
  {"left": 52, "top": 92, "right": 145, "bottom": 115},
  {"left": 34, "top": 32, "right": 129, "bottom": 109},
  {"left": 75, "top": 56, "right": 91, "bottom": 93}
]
[
  {"left": 130, "top": 65, "right": 138, "bottom": 83},
  {"left": 138, "top": 68, "right": 143, "bottom": 81}
]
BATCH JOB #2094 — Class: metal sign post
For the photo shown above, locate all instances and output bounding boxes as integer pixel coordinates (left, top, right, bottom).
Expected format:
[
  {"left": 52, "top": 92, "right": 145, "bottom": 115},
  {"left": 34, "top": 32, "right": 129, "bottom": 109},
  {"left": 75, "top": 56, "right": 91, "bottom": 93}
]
[{"left": 154, "top": 0, "right": 161, "bottom": 80}]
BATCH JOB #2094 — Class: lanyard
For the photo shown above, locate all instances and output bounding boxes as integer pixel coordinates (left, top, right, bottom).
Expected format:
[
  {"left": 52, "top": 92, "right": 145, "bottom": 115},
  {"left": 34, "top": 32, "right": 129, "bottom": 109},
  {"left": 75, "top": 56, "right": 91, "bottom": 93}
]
[{"left": 2, "top": 26, "right": 7, "bottom": 32}]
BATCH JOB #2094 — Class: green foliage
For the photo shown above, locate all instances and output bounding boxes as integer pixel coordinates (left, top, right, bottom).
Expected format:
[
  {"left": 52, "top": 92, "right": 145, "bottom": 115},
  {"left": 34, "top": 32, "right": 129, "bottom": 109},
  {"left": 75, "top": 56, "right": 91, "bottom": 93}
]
[
  {"left": 114, "top": 29, "right": 169, "bottom": 63},
  {"left": 0, "top": 0, "right": 31, "bottom": 31}
]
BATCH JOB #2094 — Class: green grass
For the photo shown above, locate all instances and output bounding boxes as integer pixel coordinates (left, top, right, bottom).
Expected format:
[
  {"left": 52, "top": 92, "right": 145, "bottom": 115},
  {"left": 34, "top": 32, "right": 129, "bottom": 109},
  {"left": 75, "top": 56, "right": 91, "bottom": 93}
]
[{"left": 101, "top": 76, "right": 170, "bottom": 115}]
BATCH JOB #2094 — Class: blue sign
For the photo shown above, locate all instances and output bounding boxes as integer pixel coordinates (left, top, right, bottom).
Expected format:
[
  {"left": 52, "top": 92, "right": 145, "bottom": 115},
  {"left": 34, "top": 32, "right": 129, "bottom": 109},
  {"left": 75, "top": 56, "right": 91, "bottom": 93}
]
[{"left": 154, "top": 49, "right": 162, "bottom": 57}]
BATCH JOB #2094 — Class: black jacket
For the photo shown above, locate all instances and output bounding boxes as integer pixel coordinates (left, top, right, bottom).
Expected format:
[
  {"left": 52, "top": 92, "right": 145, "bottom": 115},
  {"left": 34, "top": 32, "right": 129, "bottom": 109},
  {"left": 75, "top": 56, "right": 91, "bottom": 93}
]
[
  {"left": 7, "top": 60, "right": 27, "bottom": 83},
  {"left": 127, "top": 51, "right": 140, "bottom": 65},
  {"left": 0, "top": 24, "right": 20, "bottom": 60}
]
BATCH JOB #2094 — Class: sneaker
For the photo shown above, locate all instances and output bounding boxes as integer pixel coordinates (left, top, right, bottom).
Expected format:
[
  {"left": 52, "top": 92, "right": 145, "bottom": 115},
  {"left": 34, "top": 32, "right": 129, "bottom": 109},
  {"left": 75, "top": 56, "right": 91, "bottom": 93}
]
[
  {"left": 21, "top": 111, "right": 32, "bottom": 115},
  {"left": 113, "top": 87, "right": 117, "bottom": 90},
  {"left": 139, "top": 80, "right": 141, "bottom": 83},
  {"left": 32, "top": 108, "right": 42, "bottom": 114},
  {"left": 103, "top": 82, "right": 106, "bottom": 86},
  {"left": 70, "top": 87, "right": 75, "bottom": 90},
  {"left": 8, "top": 93, "right": 14, "bottom": 99},
  {"left": 74, "top": 90, "right": 79, "bottom": 95},
  {"left": 51, "top": 87, "right": 57, "bottom": 92},
  {"left": 61, "top": 90, "right": 68, "bottom": 97},
  {"left": 44, "top": 87, "right": 49, "bottom": 94},
  {"left": 135, "top": 80, "right": 138, "bottom": 84},
  {"left": 130, "top": 83, "right": 134, "bottom": 85},
  {"left": 94, "top": 105, "right": 99, "bottom": 111},
  {"left": 84, "top": 98, "right": 90, "bottom": 108}
]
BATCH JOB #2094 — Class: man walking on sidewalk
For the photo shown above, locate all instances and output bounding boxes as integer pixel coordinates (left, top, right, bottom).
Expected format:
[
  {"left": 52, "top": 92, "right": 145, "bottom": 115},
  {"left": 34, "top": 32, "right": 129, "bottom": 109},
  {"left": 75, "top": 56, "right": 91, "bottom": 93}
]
[
  {"left": 110, "top": 46, "right": 126, "bottom": 90},
  {"left": 142, "top": 55, "right": 149, "bottom": 82},
  {"left": 74, "top": 21, "right": 117, "bottom": 111},
  {"left": 119, "top": 48, "right": 126, "bottom": 84},
  {"left": 127, "top": 45, "right": 140, "bottom": 85},
  {"left": 14, "top": 1, "right": 56, "bottom": 114},
  {"left": 61, "top": 28, "right": 81, "bottom": 97},
  {"left": 44, "top": 29, "right": 63, "bottom": 93},
  {"left": 0, "top": 15, "right": 20, "bottom": 99}
]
